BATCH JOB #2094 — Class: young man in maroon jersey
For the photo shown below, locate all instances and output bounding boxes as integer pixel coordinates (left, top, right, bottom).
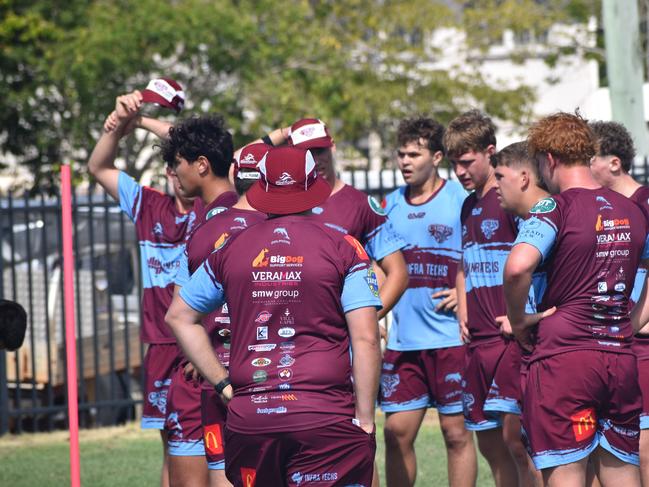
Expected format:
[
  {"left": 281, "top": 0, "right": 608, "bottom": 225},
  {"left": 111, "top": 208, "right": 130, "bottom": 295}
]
[
  {"left": 444, "top": 110, "right": 522, "bottom": 487},
  {"left": 506, "top": 113, "right": 649, "bottom": 486},
  {"left": 259, "top": 119, "right": 408, "bottom": 322},
  {"left": 589, "top": 120, "right": 649, "bottom": 485},
  {"left": 170, "top": 143, "right": 268, "bottom": 487},
  {"left": 89, "top": 89, "right": 236, "bottom": 487},
  {"left": 166, "top": 146, "right": 382, "bottom": 487}
]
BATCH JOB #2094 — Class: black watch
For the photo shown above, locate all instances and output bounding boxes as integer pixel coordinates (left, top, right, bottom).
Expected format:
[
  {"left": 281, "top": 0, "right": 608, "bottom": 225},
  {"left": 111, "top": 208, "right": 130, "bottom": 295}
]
[{"left": 214, "top": 378, "right": 231, "bottom": 395}]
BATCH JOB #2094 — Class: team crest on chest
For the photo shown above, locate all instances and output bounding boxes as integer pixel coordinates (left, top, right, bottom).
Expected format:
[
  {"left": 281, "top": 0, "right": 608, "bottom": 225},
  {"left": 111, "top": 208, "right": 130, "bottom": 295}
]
[
  {"left": 480, "top": 219, "right": 499, "bottom": 239},
  {"left": 428, "top": 224, "right": 453, "bottom": 243}
]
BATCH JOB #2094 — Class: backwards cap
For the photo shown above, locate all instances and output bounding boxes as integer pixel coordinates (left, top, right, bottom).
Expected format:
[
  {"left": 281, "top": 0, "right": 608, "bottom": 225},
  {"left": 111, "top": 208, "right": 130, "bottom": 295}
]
[
  {"left": 288, "top": 118, "right": 334, "bottom": 149},
  {"left": 141, "top": 78, "right": 185, "bottom": 113}
]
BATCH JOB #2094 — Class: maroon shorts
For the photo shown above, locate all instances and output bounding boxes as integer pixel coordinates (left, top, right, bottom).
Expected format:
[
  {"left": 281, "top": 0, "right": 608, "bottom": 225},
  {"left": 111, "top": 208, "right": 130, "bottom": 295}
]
[
  {"left": 522, "top": 351, "right": 640, "bottom": 470},
  {"left": 380, "top": 346, "right": 465, "bottom": 415},
  {"left": 462, "top": 337, "right": 509, "bottom": 431},
  {"left": 141, "top": 343, "right": 180, "bottom": 429},
  {"left": 165, "top": 363, "right": 205, "bottom": 456},
  {"left": 637, "top": 358, "right": 649, "bottom": 429},
  {"left": 485, "top": 340, "right": 523, "bottom": 415},
  {"left": 224, "top": 419, "right": 375, "bottom": 486},
  {"left": 201, "top": 388, "right": 228, "bottom": 470}
]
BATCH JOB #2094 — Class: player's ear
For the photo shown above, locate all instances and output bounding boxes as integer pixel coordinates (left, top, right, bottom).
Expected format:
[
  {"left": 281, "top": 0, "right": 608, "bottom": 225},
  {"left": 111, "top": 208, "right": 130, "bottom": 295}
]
[
  {"left": 432, "top": 150, "right": 444, "bottom": 167},
  {"left": 609, "top": 156, "right": 622, "bottom": 174},
  {"left": 196, "top": 155, "right": 211, "bottom": 176},
  {"left": 520, "top": 168, "right": 530, "bottom": 190}
]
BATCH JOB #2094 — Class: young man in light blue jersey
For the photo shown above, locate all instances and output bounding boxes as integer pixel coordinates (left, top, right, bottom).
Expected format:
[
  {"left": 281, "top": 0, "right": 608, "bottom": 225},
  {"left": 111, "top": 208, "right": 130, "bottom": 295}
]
[{"left": 380, "top": 117, "right": 476, "bottom": 487}]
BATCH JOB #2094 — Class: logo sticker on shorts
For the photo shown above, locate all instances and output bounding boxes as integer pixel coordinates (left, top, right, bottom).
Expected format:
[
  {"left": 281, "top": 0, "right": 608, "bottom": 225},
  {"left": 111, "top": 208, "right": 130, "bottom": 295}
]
[
  {"left": 530, "top": 197, "right": 557, "bottom": 214},
  {"left": 203, "top": 423, "right": 224, "bottom": 455},
  {"left": 571, "top": 407, "right": 597, "bottom": 442},
  {"left": 241, "top": 467, "right": 257, "bottom": 487},
  {"left": 380, "top": 373, "right": 400, "bottom": 398}
]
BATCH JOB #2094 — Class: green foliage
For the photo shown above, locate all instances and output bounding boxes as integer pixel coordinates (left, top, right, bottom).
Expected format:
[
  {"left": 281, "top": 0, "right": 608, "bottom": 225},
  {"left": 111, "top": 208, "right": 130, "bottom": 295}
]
[{"left": 1, "top": 0, "right": 586, "bottom": 192}]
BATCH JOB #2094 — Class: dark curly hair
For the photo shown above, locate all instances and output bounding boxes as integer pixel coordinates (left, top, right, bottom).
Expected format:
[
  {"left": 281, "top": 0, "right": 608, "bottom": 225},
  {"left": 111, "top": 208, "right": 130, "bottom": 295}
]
[
  {"left": 443, "top": 109, "right": 496, "bottom": 159},
  {"left": 589, "top": 120, "right": 636, "bottom": 173},
  {"left": 397, "top": 117, "right": 445, "bottom": 155},
  {"left": 160, "top": 115, "right": 233, "bottom": 177},
  {"left": 527, "top": 112, "right": 596, "bottom": 166}
]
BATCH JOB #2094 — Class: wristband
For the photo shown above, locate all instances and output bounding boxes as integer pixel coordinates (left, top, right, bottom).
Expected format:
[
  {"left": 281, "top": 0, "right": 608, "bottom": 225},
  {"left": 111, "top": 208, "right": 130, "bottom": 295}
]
[
  {"left": 214, "top": 378, "right": 231, "bottom": 395},
  {"left": 261, "top": 135, "right": 274, "bottom": 146}
]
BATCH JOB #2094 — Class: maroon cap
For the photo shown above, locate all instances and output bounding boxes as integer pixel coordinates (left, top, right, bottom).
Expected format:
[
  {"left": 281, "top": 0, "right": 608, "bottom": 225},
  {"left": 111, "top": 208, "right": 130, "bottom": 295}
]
[
  {"left": 234, "top": 143, "right": 270, "bottom": 180},
  {"left": 288, "top": 118, "right": 334, "bottom": 149},
  {"left": 141, "top": 78, "right": 185, "bottom": 113},
  {"left": 246, "top": 146, "right": 332, "bottom": 215}
]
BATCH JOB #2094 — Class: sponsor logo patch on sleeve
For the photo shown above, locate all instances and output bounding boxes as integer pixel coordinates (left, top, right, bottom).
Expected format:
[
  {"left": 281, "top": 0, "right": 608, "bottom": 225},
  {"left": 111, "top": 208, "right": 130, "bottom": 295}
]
[{"left": 530, "top": 197, "right": 557, "bottom": 214}]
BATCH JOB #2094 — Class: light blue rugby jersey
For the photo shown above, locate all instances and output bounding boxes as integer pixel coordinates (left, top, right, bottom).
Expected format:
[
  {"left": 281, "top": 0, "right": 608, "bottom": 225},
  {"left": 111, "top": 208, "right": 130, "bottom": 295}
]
[{"left": 384, "top": 180, "right": 466, "bottom": 351}]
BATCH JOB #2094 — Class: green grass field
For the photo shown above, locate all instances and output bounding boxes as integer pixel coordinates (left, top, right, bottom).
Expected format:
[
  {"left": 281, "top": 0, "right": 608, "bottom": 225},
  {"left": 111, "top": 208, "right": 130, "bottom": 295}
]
[{"left": 0, "top": 412, "right": 495, "bottom": 486}]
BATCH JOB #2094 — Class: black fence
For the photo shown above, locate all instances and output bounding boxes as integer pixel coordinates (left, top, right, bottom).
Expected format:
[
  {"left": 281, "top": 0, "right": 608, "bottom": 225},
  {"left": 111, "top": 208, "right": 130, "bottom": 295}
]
[
  {"left": 2, "top": 161, "right": 649, "bottom": 436},
  {"left": 0, "top": 168, "right": 405, "bottom": 435}
]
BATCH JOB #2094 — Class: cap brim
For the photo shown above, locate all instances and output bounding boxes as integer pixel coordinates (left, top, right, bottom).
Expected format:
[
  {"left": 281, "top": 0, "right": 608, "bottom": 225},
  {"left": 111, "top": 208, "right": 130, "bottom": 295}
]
[
  {"left": 141, "top": 90, "right": 180, "bottom": 112},
  {"left": 247, "top": 178, "right": 332, "bottom": 215},
  {"left": 291, "top": 138, "right": 334, "bottom": 150}
]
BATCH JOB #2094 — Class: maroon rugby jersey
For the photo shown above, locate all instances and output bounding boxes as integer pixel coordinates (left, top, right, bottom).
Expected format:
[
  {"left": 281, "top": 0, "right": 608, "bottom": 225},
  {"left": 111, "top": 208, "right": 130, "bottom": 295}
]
[
  {"left": 630, "top": 185, "right": 649, "bottom": 359},
  {"left": 516, "top": 188, "right": 648, "bottom": 362},
  {"left": 181, "top": 216, "right": 381, "bottom": 434},
  {"left": 461, "top": 187, "right": 520, "bottom": 344},
  {"left": 185, "top": 206, "right": 266, "bottom": 368}
]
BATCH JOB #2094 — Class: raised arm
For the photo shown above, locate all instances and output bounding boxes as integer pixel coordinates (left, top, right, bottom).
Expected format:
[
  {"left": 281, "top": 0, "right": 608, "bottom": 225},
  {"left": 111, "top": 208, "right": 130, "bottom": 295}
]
[
  {"left": 346, "top": 306, "right": 381, "bottom": 433},
  {"left": 87, "top": 92, "right": 142, "bottom": 200}
]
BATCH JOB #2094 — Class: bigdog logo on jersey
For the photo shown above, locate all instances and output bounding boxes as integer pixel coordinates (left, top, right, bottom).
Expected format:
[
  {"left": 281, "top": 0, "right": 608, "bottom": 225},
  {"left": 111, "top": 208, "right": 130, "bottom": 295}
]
[{"left": 252, "top": 248, "right": 269, "bottom": 268}]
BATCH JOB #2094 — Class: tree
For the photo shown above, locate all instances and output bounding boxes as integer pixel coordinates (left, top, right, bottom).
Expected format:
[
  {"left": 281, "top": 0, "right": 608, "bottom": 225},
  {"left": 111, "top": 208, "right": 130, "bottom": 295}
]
[{"left": 0, "top": 0, "right": 603, "bottom": 193}]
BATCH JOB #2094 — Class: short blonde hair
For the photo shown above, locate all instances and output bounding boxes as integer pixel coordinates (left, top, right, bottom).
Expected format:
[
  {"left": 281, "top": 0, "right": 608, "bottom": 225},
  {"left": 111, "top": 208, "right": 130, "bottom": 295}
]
[{"left": 443, "top": 109, "right": 496, "bottom": 158}]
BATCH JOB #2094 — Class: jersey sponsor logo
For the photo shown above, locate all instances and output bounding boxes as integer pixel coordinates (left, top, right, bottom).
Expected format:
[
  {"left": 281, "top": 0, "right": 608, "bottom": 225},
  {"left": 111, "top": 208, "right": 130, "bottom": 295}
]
[
  {"left": 429, "top": 224, "right": 453, "bottom": 243},
  {"left": 471, "top": 207, "right": 483, "bottom": 216},
  {"left": 408, "top": 211, "right": 425, "bottom": 219},
  {"left": 444, "top": 372, "right": 462, "bottom": 384},
  {"left": 368, "top": 195, "right": 386, "bottom": 216},
  {"left": 366, "top": 268, "right": 379, "bottom": 296},
  {"left": 252, "top": 289, "right": 300, "bottom": 300},
  {"left": 252, "top": 248, "right": 270, "bottom": 267},
  {"left": 278, "top": 368, "right": 293, "bottom": 381},
  {"left": 381, "top": 373, "right": 400, "bottom": 398},
  {"left": 292, "top": 471, "right": 338, "bottom": 484},
  {"left": 232, "top": 216, "right": 248, "bottom": 229},
  {"left": 255, "top": 311, "right": 272, "bottom": 323},
  {"left": 218, "top": 328, "right": 231, "bottom": 337},
  {"left": 252, "top": 370, "right": 267, "bottom": 383},
  {"left": 596, "top": 232, "right": 631, "bottom": 244},
  {"left": 240, "top": 468, "right": 257, "bottom": 487},
  {"left": 595, "top": 214, "right": 630, "bottom": 232},
  {"left": 480, "top": 219, "right": 499, "bottom": 239},
  {"left": 530, "top": 197, "right": 557, "bottom": 214},
  {"left": 256, "top": 406, "right": 287, "bottom": 414},
  {"left": 280, "top": 308, "right": 295, "bottom": 325},
  {"left": 213, "top": 232, "right": 229, "bottom": 250},
  {"left": 280, "top": 341, "right": 295, "bottom": 350},
  {"left": 614, "top": 282, "right": 626, "bottom": 292},
  {"left": 279, "top": 383, "right": 291, "bottom": 390},
  {"left": 344, "top": 235, "right": 369, "bottom": 260},
  {"left": 251, "top": 394, "right": 268, "bottom": 404},
  {"left": 147, "top": 257, "right": 180, "bottom": 275},
  {"left": 256, "top": 326, "right": 268, "bottom": 340},
  {"left": 153, "top": 222, "right": 164, "bottom": 236},
  {"left": 203, "top": 423, "right": 224, "bottom": 455},
  {"left": 597, "top": 281, "right": 607, "bottom": 293},
  {"left": 278, "top": 354, "right": 295, "bottom": 367},
  {"left": 269, "top": 255, "right": 304, "bottom": 266},
  {"left": 271, "top": 393, "right": 298, "bottom": 401},
  {"left": 206, "top": 207, "right": 228, "bottom": 220},
  {"left": 251, "top": 270, "right": 302, "bottom": 283},
  {"left": 278, "top": 327, "right": 296, "bottom": 338},
  {"left": 251, "top": 357, "right": 272, "bottom": 367},
  {"left": 571, "top": 407, "right": 597, "bottom": 442},
  {"left": 465, "top": 260, "right": 499, "bottom": 274},
  {"left": 248, "top": 344, "right": 276, "bottom": 352}
]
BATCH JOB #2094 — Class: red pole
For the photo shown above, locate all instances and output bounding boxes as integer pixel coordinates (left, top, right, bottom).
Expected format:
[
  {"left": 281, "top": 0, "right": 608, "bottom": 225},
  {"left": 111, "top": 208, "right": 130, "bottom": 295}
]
[{"left": 61, "top": 164, "right": 81, "bottom": 487}]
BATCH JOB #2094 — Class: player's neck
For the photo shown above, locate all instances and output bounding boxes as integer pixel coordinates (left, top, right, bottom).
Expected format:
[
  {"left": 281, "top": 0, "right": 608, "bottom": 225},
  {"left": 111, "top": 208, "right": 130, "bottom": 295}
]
[
  {"left": 202, "top": 177, "right": 235, "bottom": 205},
  {"left": 520, "top": 189, "right": 550, "bottom": 217},
  {"left": 475, "top": 172, "right": 497, "bottom": 199},
  {"left": 175, "top": 197, "right": 195, "bottom": 213},
  {"left": 329, "top": 178, "right": 346, "bottom": 195},
  {"left": 557, "top": 165, "right": 600, "bottom": 192},
  {"left": 232, "top": 194, "right": 255, "bottom": 211},
  {"left": 408, "top": 174, "right": 442, "bottom": 204},
  {"left": 609, "top": 173, "right": 641, "bottom": 198}
]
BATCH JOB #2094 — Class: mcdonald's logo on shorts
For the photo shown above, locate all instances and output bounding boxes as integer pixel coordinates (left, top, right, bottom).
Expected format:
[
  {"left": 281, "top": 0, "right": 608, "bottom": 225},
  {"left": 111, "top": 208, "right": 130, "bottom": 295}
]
[
  {"left": 241, "top": 467, "right": 257, "bottom": 487},
  {"left": 203, "top": 423, "right": 224, "bottom": 455},
  {"left": 571, "top": 407, "right": 597, "bottom": 442}
]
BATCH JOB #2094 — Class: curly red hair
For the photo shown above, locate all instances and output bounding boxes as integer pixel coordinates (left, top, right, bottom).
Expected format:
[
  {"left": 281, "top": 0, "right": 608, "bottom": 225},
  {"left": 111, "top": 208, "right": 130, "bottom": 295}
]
[{"left": 527, "top": 112, "right": 596, "bottom": 166}]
